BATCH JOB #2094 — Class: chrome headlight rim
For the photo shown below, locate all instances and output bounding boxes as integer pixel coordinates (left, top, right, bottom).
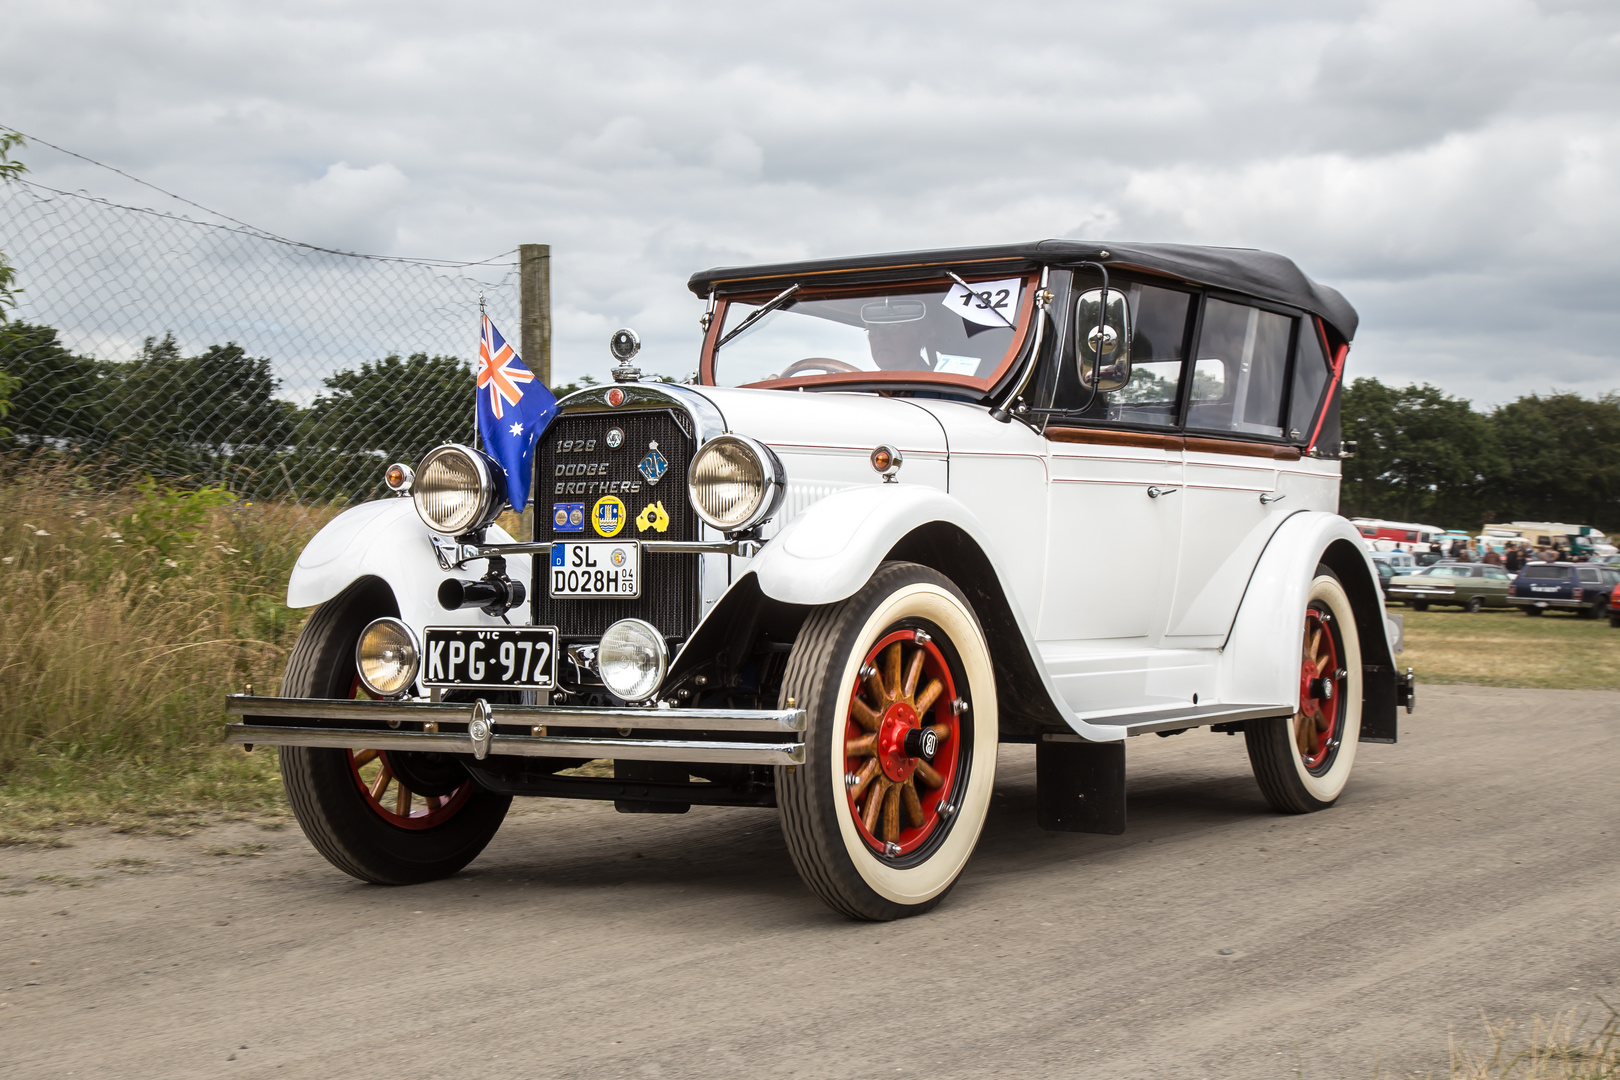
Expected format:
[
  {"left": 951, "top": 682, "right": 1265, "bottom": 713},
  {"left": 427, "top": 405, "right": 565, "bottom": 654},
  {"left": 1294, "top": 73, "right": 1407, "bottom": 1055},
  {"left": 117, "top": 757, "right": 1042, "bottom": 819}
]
[
  {"left": 411, "top": 443, "right": 508, "bottom": 536},
  {"left": 354, "top": 617, "right": 422, "bottom": 699},
  {"left": 687, "top": 434, "right": 786, "bottom": 535},
  {"left": 597, "top": 618, "right": 669, "bottom": 703}
]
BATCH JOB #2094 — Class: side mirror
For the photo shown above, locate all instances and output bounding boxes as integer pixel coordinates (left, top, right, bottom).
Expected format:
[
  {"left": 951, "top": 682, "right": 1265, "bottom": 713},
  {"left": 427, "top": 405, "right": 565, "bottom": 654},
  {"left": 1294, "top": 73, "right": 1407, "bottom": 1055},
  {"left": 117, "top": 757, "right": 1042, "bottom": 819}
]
[{"left": 1076, "top": 289, "right": 1131, "bottom": 393}]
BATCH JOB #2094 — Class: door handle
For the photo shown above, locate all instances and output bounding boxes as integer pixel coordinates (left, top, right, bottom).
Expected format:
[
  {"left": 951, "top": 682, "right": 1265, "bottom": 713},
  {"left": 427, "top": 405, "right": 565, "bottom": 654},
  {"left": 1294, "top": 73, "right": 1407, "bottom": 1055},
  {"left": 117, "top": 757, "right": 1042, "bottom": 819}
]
[
  {"left": 1146, "top": 486, "right": 1178, "bottom": 499},
  {"left": 1259, "top": 492, "right": 1286, "bottom": 505}
]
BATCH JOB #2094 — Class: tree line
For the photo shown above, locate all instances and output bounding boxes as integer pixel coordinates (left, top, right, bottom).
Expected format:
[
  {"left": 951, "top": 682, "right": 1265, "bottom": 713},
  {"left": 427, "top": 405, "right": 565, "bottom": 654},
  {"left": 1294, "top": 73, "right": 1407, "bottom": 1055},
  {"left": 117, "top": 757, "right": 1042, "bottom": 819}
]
[
  {"left": 0, "top": 320, "right": 596, "bottom": 503},
  {"left": 1340, "top": 379, "right": 1620, "bottom": 532},
  {"left": 3, "top": 310, "right": 1616, "bottom": 526}
]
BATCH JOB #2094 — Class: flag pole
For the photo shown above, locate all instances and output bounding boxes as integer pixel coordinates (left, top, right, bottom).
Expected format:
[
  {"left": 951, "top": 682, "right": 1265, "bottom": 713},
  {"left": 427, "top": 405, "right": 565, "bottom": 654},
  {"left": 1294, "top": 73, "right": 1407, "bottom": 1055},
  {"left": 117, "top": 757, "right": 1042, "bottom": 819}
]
[{"left": 474, "top": 294, "right": 485, "bottom": 452}]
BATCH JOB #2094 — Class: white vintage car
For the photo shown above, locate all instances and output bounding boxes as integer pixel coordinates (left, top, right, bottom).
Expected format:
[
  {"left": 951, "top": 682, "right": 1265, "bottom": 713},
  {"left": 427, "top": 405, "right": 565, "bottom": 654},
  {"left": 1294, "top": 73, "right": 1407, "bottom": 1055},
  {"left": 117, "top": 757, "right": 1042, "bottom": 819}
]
[{"left": 227, "top": 241, "right": 1413, "bottom": 921}]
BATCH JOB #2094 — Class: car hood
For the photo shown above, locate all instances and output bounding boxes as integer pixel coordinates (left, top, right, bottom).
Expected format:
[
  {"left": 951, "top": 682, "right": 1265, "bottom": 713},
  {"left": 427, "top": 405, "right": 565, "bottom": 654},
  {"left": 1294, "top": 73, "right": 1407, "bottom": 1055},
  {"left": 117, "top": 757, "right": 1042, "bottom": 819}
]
[{"left": 692, "top": 385, "right": 948, "bottom": 456}]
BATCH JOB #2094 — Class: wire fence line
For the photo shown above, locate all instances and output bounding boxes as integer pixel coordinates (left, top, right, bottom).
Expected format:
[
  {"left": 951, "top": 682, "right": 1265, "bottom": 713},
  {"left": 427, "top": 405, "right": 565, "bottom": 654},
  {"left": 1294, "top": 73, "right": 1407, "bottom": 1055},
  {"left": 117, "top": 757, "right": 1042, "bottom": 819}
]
[{"left": 0, "top": 177, "right": 528, "bottom": 507}]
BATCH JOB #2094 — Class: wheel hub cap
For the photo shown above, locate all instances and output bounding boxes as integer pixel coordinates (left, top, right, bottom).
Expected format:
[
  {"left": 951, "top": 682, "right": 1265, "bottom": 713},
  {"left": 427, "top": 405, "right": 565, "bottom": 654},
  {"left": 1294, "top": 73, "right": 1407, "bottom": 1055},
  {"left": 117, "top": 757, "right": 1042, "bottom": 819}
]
[{"left": 842, "top": 629, "right": 963, "bottom": 857}]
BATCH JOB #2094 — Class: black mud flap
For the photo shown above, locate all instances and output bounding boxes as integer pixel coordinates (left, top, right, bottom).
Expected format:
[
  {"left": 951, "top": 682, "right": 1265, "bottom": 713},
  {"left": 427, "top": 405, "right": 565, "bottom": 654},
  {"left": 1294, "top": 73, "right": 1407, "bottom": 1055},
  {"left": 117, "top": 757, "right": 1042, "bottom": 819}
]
[
  {"left": 1036, "top": 737, "right": 1126, "bottom": 834},
  {"left": 1360, "top": 665, "right": 1403, "bottom": 744}
]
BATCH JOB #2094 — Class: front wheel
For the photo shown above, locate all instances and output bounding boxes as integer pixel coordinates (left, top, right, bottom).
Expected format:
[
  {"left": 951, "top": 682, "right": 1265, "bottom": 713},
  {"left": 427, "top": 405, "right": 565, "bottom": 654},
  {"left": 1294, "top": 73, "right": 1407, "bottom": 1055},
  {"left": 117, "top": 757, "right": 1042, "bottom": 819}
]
[
  {"left": 277, "top": 579, "right": 511, "bottom": 885},
  {"left": 1411, "top": 600, "right": 1429, "bottom": 612},
  {"left": 777, "top": 563, "right": 997, "bottom": 921},
  {"left": 1245, "top": 567, "right": 1362, "bottom": 813},
  {"left": 1525, "top": 606, "right": 1544, "bottom": 617}
]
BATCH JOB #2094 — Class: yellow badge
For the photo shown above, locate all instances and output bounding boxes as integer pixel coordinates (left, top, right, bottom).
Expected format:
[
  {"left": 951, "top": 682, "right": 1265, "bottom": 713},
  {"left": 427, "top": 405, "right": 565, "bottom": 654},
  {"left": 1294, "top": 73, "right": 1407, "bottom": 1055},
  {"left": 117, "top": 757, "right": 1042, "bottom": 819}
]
[
  {"left": 636, "top": 500, "right": 670, "bottom": 534},
  {"left": 591, "top": 495, "right": 626, "bottom": 537}
]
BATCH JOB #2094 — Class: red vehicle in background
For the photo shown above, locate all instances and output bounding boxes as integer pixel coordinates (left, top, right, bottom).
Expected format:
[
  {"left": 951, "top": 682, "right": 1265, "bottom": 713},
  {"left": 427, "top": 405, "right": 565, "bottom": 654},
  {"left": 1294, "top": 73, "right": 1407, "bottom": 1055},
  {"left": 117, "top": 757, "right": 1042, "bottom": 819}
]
[{"left": 1351, "top": 517, "right": 1444, "bottom": 551}]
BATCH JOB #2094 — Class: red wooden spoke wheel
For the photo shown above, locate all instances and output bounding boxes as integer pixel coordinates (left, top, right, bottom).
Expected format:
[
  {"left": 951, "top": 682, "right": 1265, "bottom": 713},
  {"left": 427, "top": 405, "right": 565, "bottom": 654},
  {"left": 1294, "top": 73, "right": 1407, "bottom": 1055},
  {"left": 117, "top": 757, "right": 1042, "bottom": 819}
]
[
  {"left": 842, "top": 629, "right": 961, "bottom": 856},
  {"left": 345, "top": 677, "right": 474, "bottom": 830},
  {"left": 1295, "top": 606, "right": 1346, "bottom": 774}
]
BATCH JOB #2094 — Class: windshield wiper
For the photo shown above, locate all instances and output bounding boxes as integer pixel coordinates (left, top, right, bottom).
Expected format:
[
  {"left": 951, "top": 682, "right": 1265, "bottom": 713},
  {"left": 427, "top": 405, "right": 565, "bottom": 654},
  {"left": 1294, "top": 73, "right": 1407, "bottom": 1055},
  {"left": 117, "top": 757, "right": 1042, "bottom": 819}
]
[{"left": 716, "top": 283, "right": 800, "bottom": 349}]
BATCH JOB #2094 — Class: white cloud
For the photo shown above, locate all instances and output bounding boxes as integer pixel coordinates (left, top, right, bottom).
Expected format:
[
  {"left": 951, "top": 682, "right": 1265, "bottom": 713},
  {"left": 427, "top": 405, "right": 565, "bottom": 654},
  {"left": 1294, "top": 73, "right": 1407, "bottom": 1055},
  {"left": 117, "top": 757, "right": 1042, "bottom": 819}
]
[{"left": 2, "top": 0, "right": 1619, "bottom": 403}]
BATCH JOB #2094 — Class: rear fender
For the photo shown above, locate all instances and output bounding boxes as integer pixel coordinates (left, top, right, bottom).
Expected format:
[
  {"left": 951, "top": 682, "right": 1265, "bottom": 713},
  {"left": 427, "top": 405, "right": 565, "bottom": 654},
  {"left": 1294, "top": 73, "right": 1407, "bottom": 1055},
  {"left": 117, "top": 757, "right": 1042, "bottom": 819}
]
[
  {"left": 286, "top": 498, "right": 531, "bottom": 634},
  {"left": 1218, "top": 511, "right": 1401, "bottom": 739}
]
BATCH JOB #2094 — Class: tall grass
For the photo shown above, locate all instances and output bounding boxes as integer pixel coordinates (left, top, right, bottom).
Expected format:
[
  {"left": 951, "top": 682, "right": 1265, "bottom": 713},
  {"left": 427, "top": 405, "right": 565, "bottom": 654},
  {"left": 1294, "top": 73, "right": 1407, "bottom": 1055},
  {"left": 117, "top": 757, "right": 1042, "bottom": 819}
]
[
  {"left": 0, "top": 456, "right": 335, "bottom": 835},
  {"left": 1420, "top": 1001, "right": 1620, "bottom": 1079}
]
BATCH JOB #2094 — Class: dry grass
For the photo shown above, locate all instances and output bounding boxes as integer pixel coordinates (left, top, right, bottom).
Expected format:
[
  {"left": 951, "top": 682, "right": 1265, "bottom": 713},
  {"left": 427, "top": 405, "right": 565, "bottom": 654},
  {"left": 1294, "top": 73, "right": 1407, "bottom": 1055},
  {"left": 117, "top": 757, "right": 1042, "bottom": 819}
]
[
  {"left": 1397, "top": 605, "right": 1620, "bottom": 691},
  {"left": 0, "top": 456, "right": 339, "bottom": 839},
  {"left": 1412, "top": 1002, "right": 1620, "bottom": 1079}
]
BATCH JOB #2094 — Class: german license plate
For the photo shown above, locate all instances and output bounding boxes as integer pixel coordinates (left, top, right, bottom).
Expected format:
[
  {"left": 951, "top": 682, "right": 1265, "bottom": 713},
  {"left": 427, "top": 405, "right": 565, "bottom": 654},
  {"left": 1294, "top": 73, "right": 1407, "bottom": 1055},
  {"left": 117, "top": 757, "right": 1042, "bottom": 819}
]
[
  {"left": 550, "top": 541, "right": 640, "bottom": 598},
  {"left": 422, "top": 626, "right": 557, "bottom": 690}
]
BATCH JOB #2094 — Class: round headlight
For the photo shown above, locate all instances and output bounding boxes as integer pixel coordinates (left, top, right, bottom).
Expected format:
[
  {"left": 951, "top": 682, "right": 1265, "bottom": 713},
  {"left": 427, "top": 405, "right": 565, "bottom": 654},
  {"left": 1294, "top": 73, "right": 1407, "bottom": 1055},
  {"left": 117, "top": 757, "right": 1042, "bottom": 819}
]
[
  {"left": 412, "top": 444, "right": 507, "bottom": 535},
  {"left": 355, "top": 618, "right": 421, "bottom": 698},
  {"left": 687, "top": 435, "right": 785, "bottom": 533},
  {"left": 597, "top": 618, "right": 669, "bottom": 703}
]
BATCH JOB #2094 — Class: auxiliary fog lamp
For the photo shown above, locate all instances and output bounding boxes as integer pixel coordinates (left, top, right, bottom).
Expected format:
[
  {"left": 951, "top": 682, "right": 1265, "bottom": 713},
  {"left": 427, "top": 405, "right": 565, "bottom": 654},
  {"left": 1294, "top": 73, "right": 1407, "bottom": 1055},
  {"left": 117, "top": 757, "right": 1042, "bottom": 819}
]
[
  {"left": 597, "top": 618, "right": 669, "bottom": 703},
  {"left": 355, "top": 617, "right": 422, "bottom": 698}
]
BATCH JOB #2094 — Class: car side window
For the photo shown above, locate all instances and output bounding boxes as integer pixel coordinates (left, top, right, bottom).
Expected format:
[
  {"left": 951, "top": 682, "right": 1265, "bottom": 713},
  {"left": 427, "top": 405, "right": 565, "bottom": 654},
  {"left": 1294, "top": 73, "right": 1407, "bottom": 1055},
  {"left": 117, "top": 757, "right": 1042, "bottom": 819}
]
[
  {"left": 1578, "top": 567, "right": 1601, "bottom": 584},
  {"left": 1187, "top": 298, "right": 1293, "bottom": 438},
  {"left": 1050, "top": 280, "right": 1192, "bottom": 427},
  {"left": 1287, "top": 320, "right": 1330, "bottom": 443}
]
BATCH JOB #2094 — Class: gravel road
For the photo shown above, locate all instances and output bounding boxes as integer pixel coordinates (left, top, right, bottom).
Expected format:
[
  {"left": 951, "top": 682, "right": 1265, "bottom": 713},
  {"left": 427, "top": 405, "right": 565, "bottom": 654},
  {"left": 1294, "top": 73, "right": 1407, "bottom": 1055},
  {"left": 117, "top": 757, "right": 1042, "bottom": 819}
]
[{"left": 2, "top": 684, "right": 1617, "bottom": 1079}]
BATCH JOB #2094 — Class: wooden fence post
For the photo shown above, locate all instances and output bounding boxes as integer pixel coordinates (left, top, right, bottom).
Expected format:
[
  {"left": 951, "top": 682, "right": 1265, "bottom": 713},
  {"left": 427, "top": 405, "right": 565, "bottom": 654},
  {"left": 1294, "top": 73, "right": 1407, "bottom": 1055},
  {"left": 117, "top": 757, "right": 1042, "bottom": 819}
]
[{"left": 519, "top": 243, "right": 551, "bottom": 388}]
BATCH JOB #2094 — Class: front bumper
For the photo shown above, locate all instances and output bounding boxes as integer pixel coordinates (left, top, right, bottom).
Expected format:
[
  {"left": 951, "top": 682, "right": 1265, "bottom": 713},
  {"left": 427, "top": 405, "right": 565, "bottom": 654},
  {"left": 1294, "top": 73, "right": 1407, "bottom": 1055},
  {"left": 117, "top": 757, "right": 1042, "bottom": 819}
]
[{"left": 224, "top": 695, "right": 805, "bottom": 766}]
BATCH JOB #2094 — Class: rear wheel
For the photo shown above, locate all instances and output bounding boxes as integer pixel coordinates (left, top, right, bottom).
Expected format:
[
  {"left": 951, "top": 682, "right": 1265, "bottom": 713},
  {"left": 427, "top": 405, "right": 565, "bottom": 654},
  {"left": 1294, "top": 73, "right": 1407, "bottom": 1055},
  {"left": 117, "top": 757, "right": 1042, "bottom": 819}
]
[
  {"left": 1411, "top": 600, "right": 1429, "bottom": 612},
  {"left": 1245, "top": 567, "right": 1362, "bottom": 814},
  {"left": 278, "top": 579, "right": 510, "bottom": 885},
  {"left": 1524, "top": 606, "right": 1544, "bottom": 616},
  {"left": 1465, "top": 596, "right": 1483, "bottom": 613},
  {"left": 1582, "top": 600, "right": 1604, "bottom": 621},
  {"left": 777, "top": 563, "right": 997, "bottom": 921}
]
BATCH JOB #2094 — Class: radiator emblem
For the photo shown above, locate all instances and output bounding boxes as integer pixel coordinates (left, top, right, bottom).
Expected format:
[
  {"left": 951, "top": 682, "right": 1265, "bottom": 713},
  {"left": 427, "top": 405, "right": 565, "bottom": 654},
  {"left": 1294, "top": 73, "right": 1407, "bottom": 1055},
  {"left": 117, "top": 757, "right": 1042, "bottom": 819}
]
[
  {"left": 592, "top": 495, "right": 626, "bottom": 537},
  {"left": 552, "top": 502, "right": 585, "bottom": 533},
  {"left": 638, "top": 442, "right": 670, "bottom": 486},
  {"left": 606, "top": 427, "right": 624, "bottom": 449},
  {"left": 636, "top": 500, "right": 671, "bottom": 534}
]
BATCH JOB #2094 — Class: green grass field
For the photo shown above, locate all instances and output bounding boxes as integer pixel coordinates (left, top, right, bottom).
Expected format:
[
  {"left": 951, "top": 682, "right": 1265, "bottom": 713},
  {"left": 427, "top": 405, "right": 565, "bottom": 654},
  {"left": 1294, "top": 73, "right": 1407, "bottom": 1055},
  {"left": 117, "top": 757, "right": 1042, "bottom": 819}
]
[{"left": 1397, "top": 603, "right": 1620, "bottom": 691}]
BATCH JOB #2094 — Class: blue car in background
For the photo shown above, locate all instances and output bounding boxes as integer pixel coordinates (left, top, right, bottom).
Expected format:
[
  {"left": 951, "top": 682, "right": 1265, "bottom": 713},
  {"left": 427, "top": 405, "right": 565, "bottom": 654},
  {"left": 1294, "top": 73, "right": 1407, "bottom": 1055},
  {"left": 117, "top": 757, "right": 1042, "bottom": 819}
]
[{"left": 1507, "top": 563, "right": 1620, "bottom": 619}]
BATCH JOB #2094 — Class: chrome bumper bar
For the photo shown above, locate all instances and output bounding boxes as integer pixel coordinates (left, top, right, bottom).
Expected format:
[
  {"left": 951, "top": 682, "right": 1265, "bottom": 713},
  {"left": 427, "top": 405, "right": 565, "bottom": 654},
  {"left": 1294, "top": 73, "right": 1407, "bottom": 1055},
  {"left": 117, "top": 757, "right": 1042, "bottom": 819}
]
[{"left": 223, "top": 695, "right": 805, "bottom": 767}]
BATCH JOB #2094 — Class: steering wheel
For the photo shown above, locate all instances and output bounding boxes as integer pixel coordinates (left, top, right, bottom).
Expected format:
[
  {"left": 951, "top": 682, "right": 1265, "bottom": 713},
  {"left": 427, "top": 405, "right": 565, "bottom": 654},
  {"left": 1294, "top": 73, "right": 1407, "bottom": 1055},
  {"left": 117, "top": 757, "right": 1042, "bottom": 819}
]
[{"left": 778, "top": 357, "right": 863, "bottom": 378}]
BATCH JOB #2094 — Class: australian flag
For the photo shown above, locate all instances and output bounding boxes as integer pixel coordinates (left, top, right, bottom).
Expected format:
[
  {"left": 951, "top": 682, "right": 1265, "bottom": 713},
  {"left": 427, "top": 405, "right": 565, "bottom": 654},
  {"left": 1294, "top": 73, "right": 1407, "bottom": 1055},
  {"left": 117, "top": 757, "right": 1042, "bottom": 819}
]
[{"left": 476, "top": 314, "right": 555, "bottom": 510}]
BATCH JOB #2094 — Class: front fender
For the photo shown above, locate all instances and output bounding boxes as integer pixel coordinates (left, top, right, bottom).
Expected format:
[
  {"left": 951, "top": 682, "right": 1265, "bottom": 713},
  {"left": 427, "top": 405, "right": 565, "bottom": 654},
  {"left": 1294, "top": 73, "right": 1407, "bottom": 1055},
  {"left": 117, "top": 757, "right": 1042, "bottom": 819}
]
[
  {"left": 287, "top": 499, "right": 531, "bottom": 632},
  {"left": 1218, "top": 511, "right": 1398, "bottom": 709},
  {"left": 754, "top": 485, "right": 992, "bottom": 607},
  {"left": 749, "top": 484, "right": 1128, "bottom": 742}
]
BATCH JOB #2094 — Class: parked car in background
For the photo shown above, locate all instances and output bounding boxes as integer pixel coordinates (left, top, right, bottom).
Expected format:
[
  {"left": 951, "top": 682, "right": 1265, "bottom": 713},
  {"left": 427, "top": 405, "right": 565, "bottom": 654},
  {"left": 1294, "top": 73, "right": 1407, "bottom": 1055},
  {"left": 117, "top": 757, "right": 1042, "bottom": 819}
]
[
  {"left": 1508, "top": 563, "right": 1619, "bottom": 618},
  {"left": 1386, "top": 562, "right": 1513, "bottom": 612},
  {"left": 1611, "top": 581, "right": 1620, "bottom": 628},
  {"left": 1373, "top": 560, "right": 1396, "bottom": 598}
]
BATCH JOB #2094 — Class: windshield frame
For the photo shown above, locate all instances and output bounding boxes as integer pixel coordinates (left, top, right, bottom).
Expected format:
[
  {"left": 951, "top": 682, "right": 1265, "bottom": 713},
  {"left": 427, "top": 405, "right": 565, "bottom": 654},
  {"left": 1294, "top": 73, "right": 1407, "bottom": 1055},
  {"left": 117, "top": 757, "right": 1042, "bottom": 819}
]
[{"left": 698, "top": 273, "right": 1039, "bottom": 395}]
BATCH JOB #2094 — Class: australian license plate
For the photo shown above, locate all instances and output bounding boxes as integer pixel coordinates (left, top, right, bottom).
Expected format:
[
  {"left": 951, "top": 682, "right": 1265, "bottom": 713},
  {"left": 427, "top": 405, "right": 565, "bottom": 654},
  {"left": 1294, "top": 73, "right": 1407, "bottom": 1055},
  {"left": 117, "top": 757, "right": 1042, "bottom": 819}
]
[
  {"left": 422, "top": 626, "right": 557, "bottom": 690},
  {"left": 550, "top": 541, "right": 640, "bottom": 598}
]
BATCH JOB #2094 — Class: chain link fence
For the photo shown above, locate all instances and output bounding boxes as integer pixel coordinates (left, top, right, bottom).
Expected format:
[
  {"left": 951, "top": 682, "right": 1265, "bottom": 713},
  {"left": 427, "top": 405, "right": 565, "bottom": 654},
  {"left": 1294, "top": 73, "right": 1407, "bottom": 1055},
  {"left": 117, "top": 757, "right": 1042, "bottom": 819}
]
[{"left": 0, "top": 177, "right": 525, "bottom": 509}]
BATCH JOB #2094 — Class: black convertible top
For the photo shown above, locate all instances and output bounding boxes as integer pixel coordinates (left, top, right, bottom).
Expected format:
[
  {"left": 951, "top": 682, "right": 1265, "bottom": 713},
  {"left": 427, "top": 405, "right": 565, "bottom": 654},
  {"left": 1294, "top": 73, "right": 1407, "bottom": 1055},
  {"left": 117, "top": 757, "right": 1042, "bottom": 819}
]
[{"left": 688, "top": 239, "right": 1358, "bottom": 341}]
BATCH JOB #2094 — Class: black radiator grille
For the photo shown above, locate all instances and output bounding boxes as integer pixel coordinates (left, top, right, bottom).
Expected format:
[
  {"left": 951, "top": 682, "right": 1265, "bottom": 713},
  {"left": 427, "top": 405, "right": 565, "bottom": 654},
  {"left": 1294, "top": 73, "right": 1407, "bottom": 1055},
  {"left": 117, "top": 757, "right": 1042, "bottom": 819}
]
[{"left": 531, "top": 408, "right": 701, "bottom": 641}]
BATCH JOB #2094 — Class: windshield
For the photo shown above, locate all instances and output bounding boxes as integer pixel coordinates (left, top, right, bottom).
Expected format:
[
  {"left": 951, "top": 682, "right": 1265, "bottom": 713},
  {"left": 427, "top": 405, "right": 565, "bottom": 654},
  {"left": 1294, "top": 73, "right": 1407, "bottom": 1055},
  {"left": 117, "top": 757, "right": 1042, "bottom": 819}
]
[{"left": 704, "top": 277, "right": 1030, "bottom": 390}]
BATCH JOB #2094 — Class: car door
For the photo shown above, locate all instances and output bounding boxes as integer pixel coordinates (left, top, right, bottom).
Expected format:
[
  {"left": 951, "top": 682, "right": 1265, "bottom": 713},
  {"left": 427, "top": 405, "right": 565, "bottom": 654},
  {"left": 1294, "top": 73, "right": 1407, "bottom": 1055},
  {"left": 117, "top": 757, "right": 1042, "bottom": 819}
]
[
  {"left": 1479, "top": 565, "right": 1512, "bottom": 606},
  {"left": 1167, "top": 297, "right": 1301, "bottom": 643},
  {"left": 1032, "top": 276, "right": 1193, "bottom": 712}
]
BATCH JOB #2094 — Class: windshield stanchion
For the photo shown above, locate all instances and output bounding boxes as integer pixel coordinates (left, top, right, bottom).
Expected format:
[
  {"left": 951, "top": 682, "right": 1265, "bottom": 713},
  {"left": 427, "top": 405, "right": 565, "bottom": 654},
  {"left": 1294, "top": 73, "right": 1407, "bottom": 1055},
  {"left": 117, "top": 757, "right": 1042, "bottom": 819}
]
[{"left": 988, "top": 265, "right": 1051, "bottom": 424}]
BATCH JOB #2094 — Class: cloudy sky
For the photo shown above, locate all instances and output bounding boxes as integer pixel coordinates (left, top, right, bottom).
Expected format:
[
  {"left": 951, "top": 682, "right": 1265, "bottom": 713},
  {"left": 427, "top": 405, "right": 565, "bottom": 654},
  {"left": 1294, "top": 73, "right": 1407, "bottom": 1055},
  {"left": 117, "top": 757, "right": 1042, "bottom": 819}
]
[{"left": 3, "top": 0, "right": 1618, "bottom": 403}]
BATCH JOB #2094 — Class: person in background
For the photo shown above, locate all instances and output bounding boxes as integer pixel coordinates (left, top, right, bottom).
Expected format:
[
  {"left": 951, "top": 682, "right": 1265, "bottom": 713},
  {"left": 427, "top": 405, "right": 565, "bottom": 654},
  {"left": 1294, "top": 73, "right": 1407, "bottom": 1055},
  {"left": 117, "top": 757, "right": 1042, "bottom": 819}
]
[
  {"left": 1483, "top": 545, "right": 1501, "bottom": 566},
  {"left": 1504, "top": 543, "right": 1522, "bottom": 573}
]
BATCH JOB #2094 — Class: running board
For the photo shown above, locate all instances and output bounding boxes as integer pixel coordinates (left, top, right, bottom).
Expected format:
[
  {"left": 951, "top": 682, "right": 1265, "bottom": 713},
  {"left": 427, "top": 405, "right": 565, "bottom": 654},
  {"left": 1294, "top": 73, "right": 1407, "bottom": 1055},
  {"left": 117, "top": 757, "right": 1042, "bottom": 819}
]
[{"left": 1051, "top": 703, "right": 1293, "bottom": 739}]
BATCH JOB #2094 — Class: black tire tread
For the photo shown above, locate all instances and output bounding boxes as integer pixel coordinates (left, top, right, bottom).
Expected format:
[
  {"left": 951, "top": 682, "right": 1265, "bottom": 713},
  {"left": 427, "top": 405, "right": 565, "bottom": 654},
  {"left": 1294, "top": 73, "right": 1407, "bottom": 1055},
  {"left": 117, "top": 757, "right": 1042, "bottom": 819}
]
[
  {"left": 1244, "top": 565, "right": 1349, "bottom": 815},
  {"left": 278, "top": 579, "right": 510, "bottom": 885},
  {"left": 776, "top": 562, "right": 976, "bottom": 921}
]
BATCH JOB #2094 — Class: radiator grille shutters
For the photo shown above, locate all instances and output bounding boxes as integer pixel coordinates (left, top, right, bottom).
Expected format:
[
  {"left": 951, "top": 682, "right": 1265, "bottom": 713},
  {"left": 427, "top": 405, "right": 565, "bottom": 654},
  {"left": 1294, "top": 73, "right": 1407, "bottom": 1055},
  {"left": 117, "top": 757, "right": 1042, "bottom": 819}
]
[{"left": 532, "top": 409, "right": 701, "bottom": 641}]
